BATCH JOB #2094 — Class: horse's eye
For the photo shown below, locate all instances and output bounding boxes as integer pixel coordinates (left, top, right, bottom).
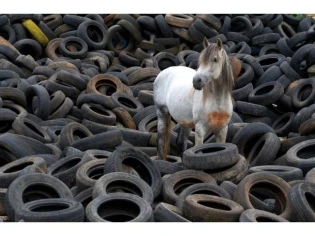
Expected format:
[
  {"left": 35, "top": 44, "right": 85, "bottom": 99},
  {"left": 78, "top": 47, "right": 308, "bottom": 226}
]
[{"left": 213, "top": 57, "right": 217, "bottom": 62}]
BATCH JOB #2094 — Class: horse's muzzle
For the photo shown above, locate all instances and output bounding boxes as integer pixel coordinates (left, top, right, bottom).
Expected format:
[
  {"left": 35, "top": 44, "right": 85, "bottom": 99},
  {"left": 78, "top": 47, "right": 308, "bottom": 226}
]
[{"left": 193, "top": 77, "right": 204, "bottom": 90}]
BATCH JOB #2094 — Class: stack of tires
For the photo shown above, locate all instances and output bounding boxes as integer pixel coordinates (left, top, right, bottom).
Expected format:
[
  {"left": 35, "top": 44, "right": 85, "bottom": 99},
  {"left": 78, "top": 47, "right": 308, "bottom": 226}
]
[{"left": 0, "top": 14, "right": 315, "bottom": 222}]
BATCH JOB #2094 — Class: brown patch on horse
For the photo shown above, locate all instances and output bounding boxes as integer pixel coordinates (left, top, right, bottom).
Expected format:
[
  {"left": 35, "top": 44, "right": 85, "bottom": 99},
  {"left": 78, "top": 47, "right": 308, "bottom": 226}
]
[
  {"left": 179, "top": 120, "right": 195, "bottom": 128},
  {"left": 229, "top": 56, "right": 242, "bottom": 80},
  {"left": 207, "top": 111, "right": 230, "bottom": 128}
]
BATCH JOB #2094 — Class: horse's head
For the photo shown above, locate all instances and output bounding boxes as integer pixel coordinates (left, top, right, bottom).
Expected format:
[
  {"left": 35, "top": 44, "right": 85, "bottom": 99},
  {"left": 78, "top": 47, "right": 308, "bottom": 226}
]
[{"left": 193, "top": 38, "right": 228, "bottom": 90}]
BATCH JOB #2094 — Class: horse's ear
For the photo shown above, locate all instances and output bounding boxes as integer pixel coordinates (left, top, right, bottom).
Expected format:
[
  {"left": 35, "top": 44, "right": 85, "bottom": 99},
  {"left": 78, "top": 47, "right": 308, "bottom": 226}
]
[
  {"left": 203, "top": 37, "right": 210, "bottom": 48},
  {"left": 217, "top": 38, "right": 222, "bottom": 49}
]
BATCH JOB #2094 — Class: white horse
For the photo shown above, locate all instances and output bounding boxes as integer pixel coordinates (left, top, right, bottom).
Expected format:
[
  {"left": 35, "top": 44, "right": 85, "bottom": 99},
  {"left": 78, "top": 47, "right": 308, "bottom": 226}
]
[{"left": 153, "top": 38, "right": 234, "bottom": 160}]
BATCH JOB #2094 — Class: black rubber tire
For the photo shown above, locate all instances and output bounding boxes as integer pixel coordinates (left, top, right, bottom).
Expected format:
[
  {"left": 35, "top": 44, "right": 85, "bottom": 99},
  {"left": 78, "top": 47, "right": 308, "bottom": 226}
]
[
  {"left": 77, "top": 20, "right": 108, "bottom": 50},
  {"left": 257, "top": 53, "right": 286, "bottom": 71},
  {"left": 286, "top": 139, "right": 315, "bottom": 175},
  {"left": 0, "top": 87, "right": 26, "bottom": 108},
  {"left": 233, "top": 172, "right": 293, "bottom": 220},
  {"left": 247, "top": 132, "right": 281, "bottom": 167},
  {"left": 155, "top": 15, "right": 173, "bottom": 38},
  {"left": 12, "top": 117, "right": 51, "bottom": 143},
  {"left": 234, "top": 63, "right": 255, "bottom": 89},
  {"left": 175, "top": 183, "right": 231, "bottom": 211},
  {"left": 255, "top": 66, "right": 283, "bottom": 87},
  {"left": 75, "top": 159, "right": 106, "bottom": 191},
  {"left": 59, "top": 36, "right": 88, "bottom": 59},
  {"left": 0, "top": 156, "right": 47, "bottom": 188},
  {"left": 59, "top": 122, "right": 92, "bottom": 150},
  {"left": 291, "top": 78, "right": 315, "bottom": 109},
  {"left": 182, "top": 143, "right": 239, "bottom": 170},
  {"left": 276, "top": 37, "right": 294, "bottom": 57},
  {"left": 272, "top": 112, "right": 295, "bottom": 137},
  {"left": 25, "top": 85, "right": 51, "bottom": 120},
  {"left": 4, "top": 173, "right": 73, "bottom": 221},
  {"left": 92, "top": 172, "right": 154, "bottom": 205},
  {"left": 153, "top": 159, "right": 185, "bottom": 176},
  {"left": 248, "top": 165, "right": 303, "bottom": 182},
  {"left": 232, "top": 122, "right": 276, "bottom": 158},
  {"left": 288, "top": 183, "right": 315, "bottom": 222},
  {"left": 111, "top": 92, "right": 144, "bottom": 116},
  {"left": 154, "top": 202, "right": 190, "bottom": 222},
  {"left": 242, "top": 54, "right": 264, "bottom": 77},
  {"left": 232, "top": 83, "right": 253, "bottom": 101},
  {"left": 290, "top": 44, "right": 315, "bottom": 78},
  {"left": 15, "top": 198, "right": 84, "bottom": 222},
  {"left": 204, "top": 155, "right": 248, "bottom": 184},
  {"left": 240, "top": 209, "right": 289, "bottom": 222},
  {"left": 182, "top": 194, "right": 244, "bottom": 222},
  {"left": 104, "top": 146, "right": 162, "bottom": 198},
  {"left": 81, "top": 103, "right": 116, "bottom": 125},
  {"left": 279, "top": 61, "right": 301, "bottom": 82},
  {"left": 248, "top": 81, "right": 284, "bottom": 106},
  {"left": 71, "top": 130, "right": 123, "bottom": 151},
  {"left": 47, "top": 154, "right": 93, "bottom": 188},
  {"left": 86, "top": 193, "right": 153, "bottom": 222},
  {"left": 163, "top": 170, "right": 216, "bottom": 205}
]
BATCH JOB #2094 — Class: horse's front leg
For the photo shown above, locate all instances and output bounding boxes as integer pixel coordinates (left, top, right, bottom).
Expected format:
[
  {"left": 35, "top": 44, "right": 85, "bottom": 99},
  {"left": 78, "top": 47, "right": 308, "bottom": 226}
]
[
  {"left": 214, "top": 125, "right": 228, "bottom": 143},
  {"left": 194, "top": 122, "right": 208, "bottom": 146},
  {"left": 156, "top": 106, "right": 171, "bottom": 160}
]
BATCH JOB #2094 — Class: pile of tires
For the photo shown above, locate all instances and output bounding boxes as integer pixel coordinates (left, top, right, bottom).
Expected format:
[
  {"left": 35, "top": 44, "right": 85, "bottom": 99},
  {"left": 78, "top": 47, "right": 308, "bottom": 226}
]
[{"left": 0, "top": 14, "right": 315, "bottom": 222}]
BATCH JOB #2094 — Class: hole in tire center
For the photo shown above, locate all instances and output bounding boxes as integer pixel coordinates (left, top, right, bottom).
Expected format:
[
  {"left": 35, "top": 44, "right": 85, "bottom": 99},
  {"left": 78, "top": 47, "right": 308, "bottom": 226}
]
[
  {"left": 19, "top": 45, "right": 38, "bottom": 58},
  {"left": 256, "top": 216, "right": 277, "bottom": 222},
  {"left": 95, "top": 80, "right": 117, "bottom": 94},
  {"left": 298, "top": 84, "right": 312, "bottom": 102},
  {"left": 90, "top": 106, "right": 111, "bottom": 117},
  {"left": 305, "top": 192, "right": 315, "bottom": 212},
  {"left": 248, "top": 140, "right": 265, "bottom": 164},
  {"left": 255, "top": 85, "right": 274, "bottom": 96},
  {"left": 296, "top": 144, "right": 315, "bottom": 159},
  {"left": 106, "top": 180, "right": 143, "bottom": 197},
  {"left": 51, "top": 157, "right": 81, "bottom": 175},
  {"left": 197, "top": 146, "right": 226, "bottom": 154},
  {"left": 249, "top": 182, "right": 286, "bottom": 214},
  {"left": 0, "top": 30, "right": 9, "bottom": 40},
  {"left": 3, "top": 161, "right": 34, "bottom": 173},
  {"left": 112, "top": 30, "right": 130, "bottom": 50},
  {"left": 87, "top": 25, "right": 104, "bottom": 43},
  {"left": 30, "top": 202, "right": 70, "bottom": 212},
  {"left": 117, "top": 97, "right": 137, "bottom": 109},
  {"left": 97, "top": 199, "right": 140, "bottom": 222},
  {"left": 243, "top": 135, "right": 262, "bottom": 158},
  {"left": 259, "top": 57, "right": 278, "bottom": 66},
  {"left": 281, "top": 24, "right": 294, "bottom": 37},
  {"left": 72, "top": 129, "right": 88, "bottom": 141},
  {"left": 80, "top": 196, "right": 93, "bottom": 209},
  {"left": 22, "top": 183, "right": 60, "bottom": 203},
  {"left": 87, "top": 165, "right": 104, "bottom": 180},
  {"left": 65, "top": 41, "right": 83, "bottom": 52},
  {"left": 174, "top": 178, "right": 203, "bottom": 195},
  {"left": 197, "top": 200, "right": 231, "bottom": 211},
  {"left": 24, "top": 121, "right": 45, "bottom": 137},
  {"left": 122, "top": 157, "right": 152, "bottom": 186},
  {"left": 274, "top": 115, "right": 290, "bottom": 130},
  {"left": 191, "top": 189, "right": 221, "bottom": 197}
]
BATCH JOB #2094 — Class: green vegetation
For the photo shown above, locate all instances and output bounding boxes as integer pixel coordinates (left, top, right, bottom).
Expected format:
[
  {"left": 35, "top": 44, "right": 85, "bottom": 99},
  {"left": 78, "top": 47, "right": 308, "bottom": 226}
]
[{"left": 290, "top": 14, "right": 304, "bottom": 18}]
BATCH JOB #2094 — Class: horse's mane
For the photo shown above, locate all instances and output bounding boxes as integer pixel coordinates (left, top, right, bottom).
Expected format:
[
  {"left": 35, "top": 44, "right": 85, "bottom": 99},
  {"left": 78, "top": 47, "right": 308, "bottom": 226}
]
[{"left": 198, "top": 43, "right": 234, "bottom": 103}]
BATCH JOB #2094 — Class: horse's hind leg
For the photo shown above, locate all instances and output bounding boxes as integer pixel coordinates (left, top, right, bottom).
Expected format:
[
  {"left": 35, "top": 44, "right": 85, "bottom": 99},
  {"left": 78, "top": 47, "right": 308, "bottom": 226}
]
[
  {"left": 157, "top": 106, "right": 171, "bottom": 160},
  {"left": 176, "top": 126, "right": 191, "bottom": 157},
  {"left": 215, "top": 125, "right": 228, "bottom": 143}
]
